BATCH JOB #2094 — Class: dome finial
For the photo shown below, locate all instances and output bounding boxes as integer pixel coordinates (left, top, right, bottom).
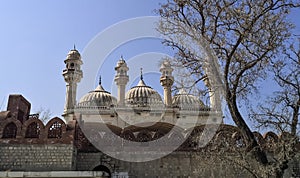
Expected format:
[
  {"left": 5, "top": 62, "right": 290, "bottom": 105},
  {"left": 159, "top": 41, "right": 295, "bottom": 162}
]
[
  {"left": 73, "top": 44, "right": 76, "bottom": 50},
  {"left": 177, "top": 79, "right": 187, "bottom": 94},
  {"left": 140, "top": 68, "right": 143, "bottom": 80},
  {"left": 180, "top": 79, "right": 184, "bottom": 88},
  {"left": 120, "top": 55, "right": 125, "bottom": 62},
  {"left": 99, "top": 75, "right": 102, "bottom": 85}
]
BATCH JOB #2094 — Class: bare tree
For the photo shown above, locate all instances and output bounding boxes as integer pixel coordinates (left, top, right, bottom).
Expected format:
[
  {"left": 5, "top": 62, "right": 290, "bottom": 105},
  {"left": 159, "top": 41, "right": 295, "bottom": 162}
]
[
  {"left": 251, "top": 39, "right": 300, "bottom": 136},
  {"left": 157, "top": 0, "right": 299, "bottom": 177},
  {"left": 249, "top": 39, "right": 300, "bottom": 178},
  {"left": 35, "top": 107, "right": 52, "bottom": 123}
]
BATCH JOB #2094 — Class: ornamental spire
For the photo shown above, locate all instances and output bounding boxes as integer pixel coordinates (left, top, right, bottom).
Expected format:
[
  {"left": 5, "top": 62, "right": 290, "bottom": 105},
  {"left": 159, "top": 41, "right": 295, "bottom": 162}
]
[{"left": 140, "top": 68, "right": 143, "bottom": 80}]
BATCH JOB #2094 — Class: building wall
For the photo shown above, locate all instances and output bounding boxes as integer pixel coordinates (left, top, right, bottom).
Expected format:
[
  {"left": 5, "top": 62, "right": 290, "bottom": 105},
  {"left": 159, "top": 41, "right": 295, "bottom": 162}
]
[
  {"left": 76, "top": 151, "right": 254, "bottom": 178},
  {"left": 0, "top": 144, "right": 298, "bottom": 177},
  {"left": 0, "top": 144, "right": 76, "bottom": 171}
]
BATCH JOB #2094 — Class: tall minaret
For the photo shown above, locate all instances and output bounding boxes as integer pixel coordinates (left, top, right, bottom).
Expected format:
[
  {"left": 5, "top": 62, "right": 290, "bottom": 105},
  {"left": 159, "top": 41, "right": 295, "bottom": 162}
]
[
  {"left": 203, "top": 76, "right": 221, "bottom": 112},
  {"left": 114, "top": 56, "right": 129, "bottom": 106},
  {"left": 62, "top": 46, "right": 83, "bottom": 116},
  {"left": 160, "top": 60, "right": 174, "bottom": 107}
]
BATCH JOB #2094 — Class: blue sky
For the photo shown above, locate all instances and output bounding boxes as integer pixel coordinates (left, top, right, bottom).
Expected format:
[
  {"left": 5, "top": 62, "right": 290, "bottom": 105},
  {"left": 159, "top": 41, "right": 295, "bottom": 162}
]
[
  {"left": 0, "top": 1, "right": 299, "bottom": 126},
  {"left": 0, "top": 1, "right": 166, "bottom": 116}
]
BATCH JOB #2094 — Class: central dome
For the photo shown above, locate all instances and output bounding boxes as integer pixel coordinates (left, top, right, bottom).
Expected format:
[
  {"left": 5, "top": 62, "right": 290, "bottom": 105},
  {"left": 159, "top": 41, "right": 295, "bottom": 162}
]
[
  {"left": 125, "top": 77, "right": 163, "bottom": 107},
  {"left": 77, "top": 80, "right": 116, "bottom": 108}
]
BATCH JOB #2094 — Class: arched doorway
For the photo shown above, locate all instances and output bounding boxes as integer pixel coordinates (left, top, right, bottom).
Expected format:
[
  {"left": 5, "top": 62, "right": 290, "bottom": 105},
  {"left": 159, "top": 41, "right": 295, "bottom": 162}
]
[{"left": 93, "top": 165, "right": 111, "bottom": 178}]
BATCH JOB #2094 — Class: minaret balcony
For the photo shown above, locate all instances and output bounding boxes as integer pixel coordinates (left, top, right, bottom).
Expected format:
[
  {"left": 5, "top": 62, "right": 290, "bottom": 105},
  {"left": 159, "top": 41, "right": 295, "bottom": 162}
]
[
  {"left": 160, "top": 76, "right": 174, "bottom": 86},
  {"left": 63, "top": 68, "right": 75, "bottom": 72}
]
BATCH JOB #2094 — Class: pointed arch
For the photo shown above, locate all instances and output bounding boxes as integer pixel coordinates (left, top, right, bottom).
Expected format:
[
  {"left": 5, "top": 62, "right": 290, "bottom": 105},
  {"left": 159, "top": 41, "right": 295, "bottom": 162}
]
[
  {"left": 22, "top": 118, "right": 45, "bottom": 139},
  {"left": 0, "top": 118, "right": 22, "bottom": 139},
  {"left": 253, "top": 131, "right": 264, "bottom": 145},
  {"left": 263, "top": 131, "right": 279, "bottom": 142},
  {"left": 2, "top": 122, "right": 17, "bottom": 138},
  {"left": 45, "top": 117, "right": 66, "bottom": 139},
  {"left": 120, "top": 130, "right": 135, "bottom": 141}
]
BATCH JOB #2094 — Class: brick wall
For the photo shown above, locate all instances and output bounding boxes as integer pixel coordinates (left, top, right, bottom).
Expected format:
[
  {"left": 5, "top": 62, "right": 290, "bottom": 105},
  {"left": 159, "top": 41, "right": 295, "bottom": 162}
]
[
  {"left": 0, "top": 144, "right": 76, "bottom": 171},
  {"left": 6, "top": 95, "right": 31, "bottom": 123}
]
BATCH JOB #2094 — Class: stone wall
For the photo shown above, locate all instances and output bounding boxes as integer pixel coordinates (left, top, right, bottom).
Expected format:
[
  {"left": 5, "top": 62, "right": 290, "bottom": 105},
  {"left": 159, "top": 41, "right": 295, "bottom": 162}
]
[
  {"left": 76, "top": 151, "right": 300, "bottom": 178},
  {"left": 76, "top": 151, "right": 253, "bottom": 178},
  {"left": 0, "top": 144, "right": 76, "bottom": 171}
]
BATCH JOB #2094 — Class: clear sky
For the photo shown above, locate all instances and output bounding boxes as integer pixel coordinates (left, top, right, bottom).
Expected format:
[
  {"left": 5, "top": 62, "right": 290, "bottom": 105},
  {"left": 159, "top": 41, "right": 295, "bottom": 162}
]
[
  {"left": 0, "top": 0, "right": 166, "bottom": 116},
  {"left": 0, "top": 1, "right": 299, "bottom": 125}
]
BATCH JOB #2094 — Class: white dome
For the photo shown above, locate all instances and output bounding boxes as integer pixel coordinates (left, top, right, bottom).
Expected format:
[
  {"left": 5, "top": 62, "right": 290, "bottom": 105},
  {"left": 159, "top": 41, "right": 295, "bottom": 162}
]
[
  {"left": 77, "top": 84, "right": 116, "bottom": 107},
  {"left": 125, "top": 79, "right": 163, "bottom": 107},
  {"left": 172, "top": 89, "right": 205, "bottom": 110}
]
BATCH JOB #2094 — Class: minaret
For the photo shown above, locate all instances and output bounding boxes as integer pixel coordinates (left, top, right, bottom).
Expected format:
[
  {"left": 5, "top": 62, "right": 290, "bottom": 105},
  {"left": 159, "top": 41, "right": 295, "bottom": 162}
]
[
  {"left": 62, "top": 46, "right": 83, "bottom": 116},
  {"left": 160, "top": 60, "right": 174, "bottom": 107},
  {"left": 203, "top": 75, "right": 221, "bottom": 112},
  {"left": 114, "top": 56, "right": 129, "bottom": 106}
]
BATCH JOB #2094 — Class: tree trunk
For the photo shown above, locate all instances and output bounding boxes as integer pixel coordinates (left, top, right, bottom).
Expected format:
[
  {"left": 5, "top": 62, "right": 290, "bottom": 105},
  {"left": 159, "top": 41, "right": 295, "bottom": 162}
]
[
  {"left": 226, "top": 91, "right": 268, "bottom": 165},
  {"left": 291, "top": 99, "right": 299, "bottom": 137}
]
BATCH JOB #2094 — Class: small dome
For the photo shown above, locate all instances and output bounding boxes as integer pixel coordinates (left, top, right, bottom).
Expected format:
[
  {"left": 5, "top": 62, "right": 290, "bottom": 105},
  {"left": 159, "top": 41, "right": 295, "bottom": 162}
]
[
  {"left": 115, "top": 56, "right": 127, "bottom": 69},
  {"left": 66, "top": 48, "right": 81, "bottom": 61},
  {"left": 77, "top": 83, "right": 116, "bottom": 107},
  {"left": 172, "top": 89, "right": 205, "bottom": 109},
  {"left": 125, "top": 78, "right": 163, "bottom": 107}
]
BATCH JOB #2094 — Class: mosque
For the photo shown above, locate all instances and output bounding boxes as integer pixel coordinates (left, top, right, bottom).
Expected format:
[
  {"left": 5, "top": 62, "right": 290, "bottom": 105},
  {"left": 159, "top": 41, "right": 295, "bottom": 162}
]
[
  {"left": 63, "top": 47, "right": 215, "bottom": 130},
  {"left": 0, "top": 48, "right": 298, "bottom": 178}
]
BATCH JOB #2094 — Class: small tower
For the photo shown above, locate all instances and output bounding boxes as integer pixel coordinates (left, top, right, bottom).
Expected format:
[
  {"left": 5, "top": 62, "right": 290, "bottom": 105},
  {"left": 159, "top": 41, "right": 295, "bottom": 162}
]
[
  {"left": 160, "top": 60, "right": 174, "bottom": 107},
  {"left": 114, "top": 56, "right": 129, "bottom": 106},
  {"left": 62, "top": 46, "right": 83, "bottom": 116}
]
